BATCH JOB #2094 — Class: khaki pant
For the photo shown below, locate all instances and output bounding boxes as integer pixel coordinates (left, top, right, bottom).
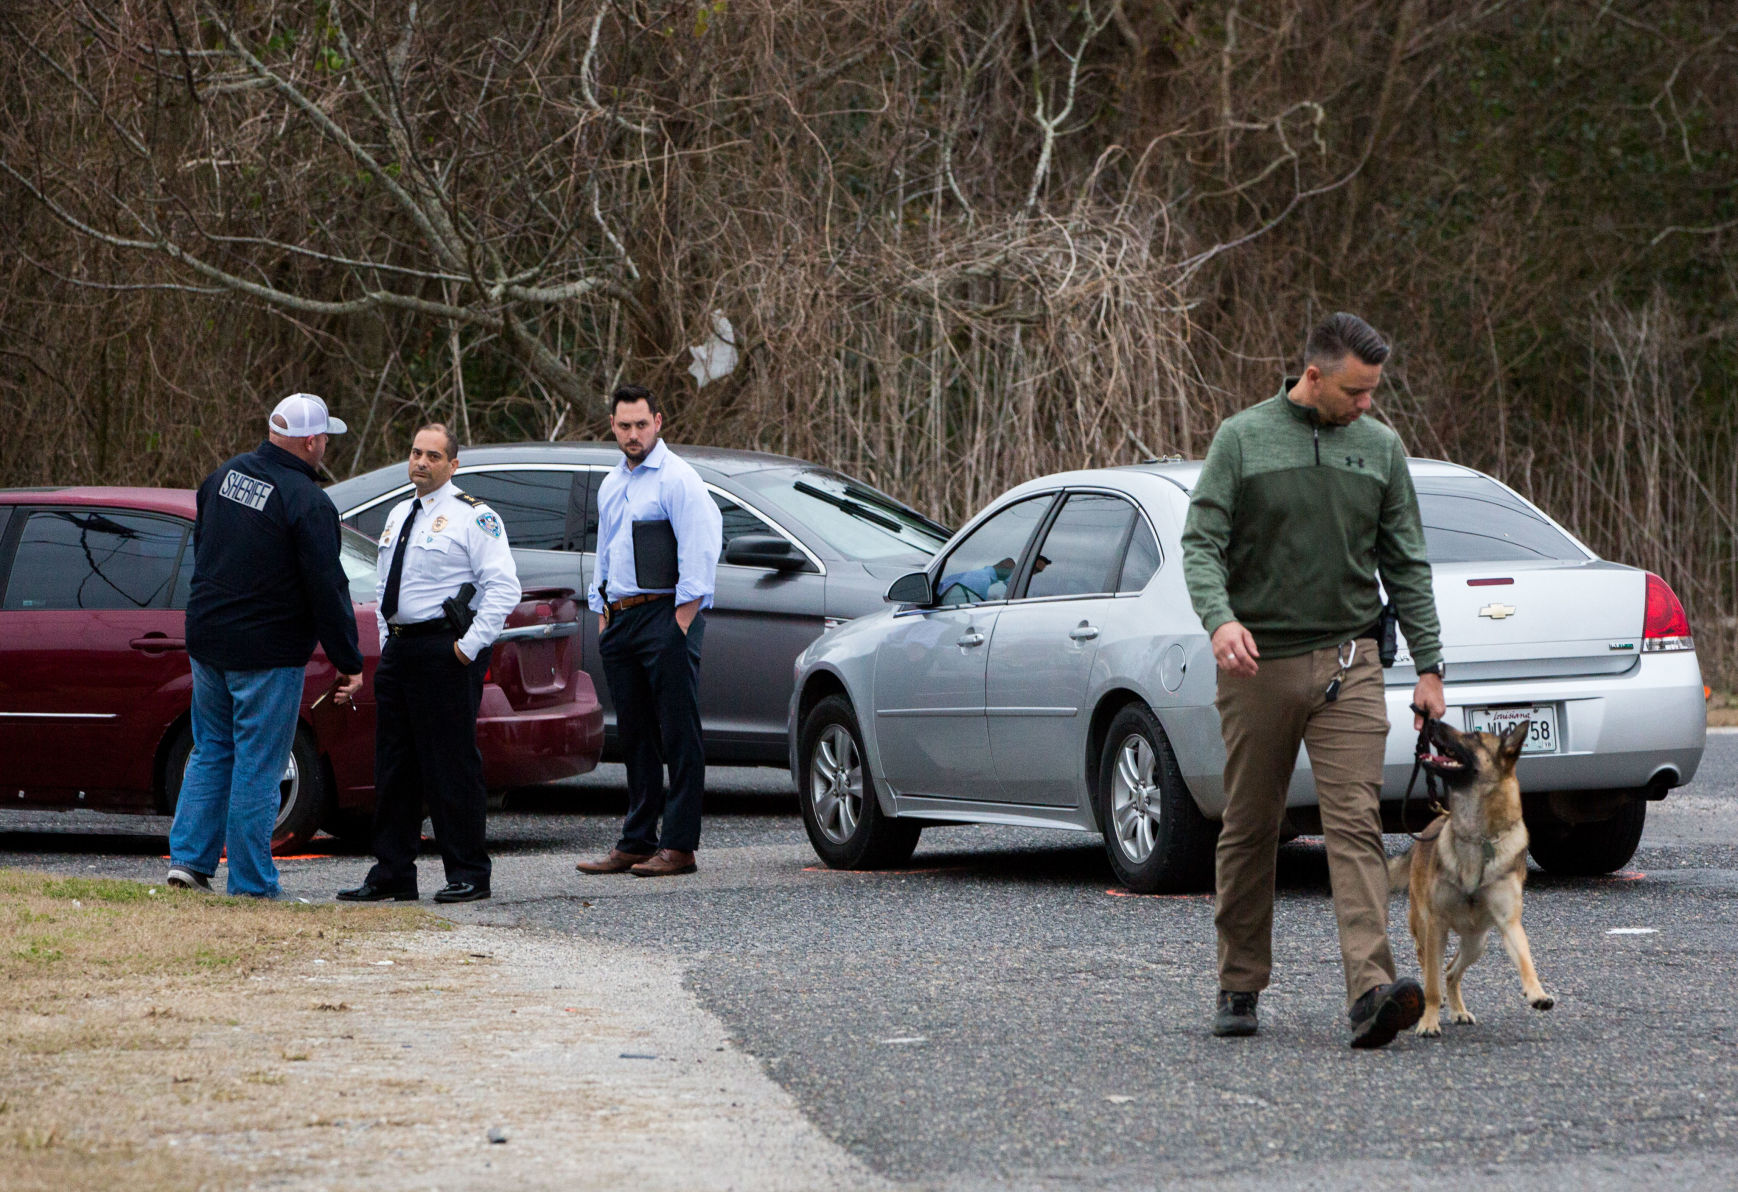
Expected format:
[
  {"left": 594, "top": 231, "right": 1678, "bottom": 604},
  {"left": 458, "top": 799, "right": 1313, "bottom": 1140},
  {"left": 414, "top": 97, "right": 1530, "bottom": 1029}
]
[{"left": 1213, "top": 639, "right": 1394, "bottom": 1006}]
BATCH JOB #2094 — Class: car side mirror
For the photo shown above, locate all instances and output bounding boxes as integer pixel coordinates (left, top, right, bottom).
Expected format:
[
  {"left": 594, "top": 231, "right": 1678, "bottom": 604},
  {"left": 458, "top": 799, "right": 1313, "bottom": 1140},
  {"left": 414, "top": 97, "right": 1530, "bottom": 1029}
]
[
  {"left": 723, "top": 534, "right": 806, "bottom": 571},
  {"left": 885, "top": 571, "right": 934, "bottom": 605}
]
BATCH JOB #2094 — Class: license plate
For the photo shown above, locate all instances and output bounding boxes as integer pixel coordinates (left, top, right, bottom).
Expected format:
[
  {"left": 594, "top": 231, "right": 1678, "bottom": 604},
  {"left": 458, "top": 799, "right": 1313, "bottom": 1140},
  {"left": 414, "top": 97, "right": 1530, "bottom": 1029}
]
[{"left": 1465, "top": 704, "right": 1560, "bottom": 754}]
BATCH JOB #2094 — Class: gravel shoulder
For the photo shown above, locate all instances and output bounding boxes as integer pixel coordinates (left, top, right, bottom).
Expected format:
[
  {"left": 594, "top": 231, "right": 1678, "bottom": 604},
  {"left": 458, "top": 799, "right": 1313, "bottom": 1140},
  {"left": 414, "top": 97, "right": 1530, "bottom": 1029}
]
[
  {"left": 0, "top": 871, "right": 890, "bottom": 1192},
  {"left": 263, "top": 922, "right": 893, "bottom": 1191}
]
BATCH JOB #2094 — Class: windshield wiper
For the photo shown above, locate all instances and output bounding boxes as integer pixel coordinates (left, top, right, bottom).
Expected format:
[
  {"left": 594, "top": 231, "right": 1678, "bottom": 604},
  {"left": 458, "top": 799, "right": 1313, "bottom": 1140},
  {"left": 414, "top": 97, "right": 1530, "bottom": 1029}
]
[
  {"left": 840, "top": 483, "right": 951, "bottom": 537},
  {"left": 794, "top": 480, "right": 903, "bottom": 531}
]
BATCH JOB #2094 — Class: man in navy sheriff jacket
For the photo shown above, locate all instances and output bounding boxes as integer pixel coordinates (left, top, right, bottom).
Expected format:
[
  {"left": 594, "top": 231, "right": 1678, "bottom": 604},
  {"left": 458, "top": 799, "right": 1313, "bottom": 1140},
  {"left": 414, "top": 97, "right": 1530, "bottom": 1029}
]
[{"left": 166, "top": 394, "right": 364, "bottom": 898}]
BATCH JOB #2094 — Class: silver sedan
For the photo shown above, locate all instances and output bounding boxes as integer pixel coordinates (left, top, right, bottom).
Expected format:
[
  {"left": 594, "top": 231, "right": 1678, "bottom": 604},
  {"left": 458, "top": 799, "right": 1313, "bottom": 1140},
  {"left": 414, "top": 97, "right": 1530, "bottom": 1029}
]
[{"left": 789, "top": 460, "right": 1706, "bottom": 891}]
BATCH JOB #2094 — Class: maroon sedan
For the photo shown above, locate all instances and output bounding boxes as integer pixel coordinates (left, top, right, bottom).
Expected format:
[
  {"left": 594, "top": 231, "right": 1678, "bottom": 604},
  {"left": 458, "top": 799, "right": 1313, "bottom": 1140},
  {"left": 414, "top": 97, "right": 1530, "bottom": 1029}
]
[{"left": 0, "top": 487, "right": 603, "bottom": 852}]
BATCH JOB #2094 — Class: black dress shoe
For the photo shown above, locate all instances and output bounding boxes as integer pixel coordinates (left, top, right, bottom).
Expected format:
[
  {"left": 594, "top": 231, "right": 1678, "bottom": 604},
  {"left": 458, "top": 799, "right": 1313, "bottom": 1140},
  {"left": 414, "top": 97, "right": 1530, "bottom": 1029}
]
[
  {"left": 336, "top": 882, "right": 419, "bottom": 902},
  {"left": 433, "top": 882, "right": 490, "bottom": 904}
]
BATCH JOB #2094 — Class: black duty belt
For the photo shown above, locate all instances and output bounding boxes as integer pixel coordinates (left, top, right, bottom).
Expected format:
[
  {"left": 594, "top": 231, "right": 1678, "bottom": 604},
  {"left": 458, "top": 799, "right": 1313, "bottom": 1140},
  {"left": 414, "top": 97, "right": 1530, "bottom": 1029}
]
[{"left": 386, "top": 617, "right": 451, "bottom": 639}]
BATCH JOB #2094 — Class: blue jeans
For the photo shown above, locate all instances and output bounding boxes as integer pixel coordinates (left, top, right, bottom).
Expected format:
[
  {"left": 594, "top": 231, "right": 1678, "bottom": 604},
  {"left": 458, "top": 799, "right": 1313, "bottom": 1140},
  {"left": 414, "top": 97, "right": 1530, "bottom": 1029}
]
[{"left": 168, "top": 660, "right": 305, "bottom": 898}]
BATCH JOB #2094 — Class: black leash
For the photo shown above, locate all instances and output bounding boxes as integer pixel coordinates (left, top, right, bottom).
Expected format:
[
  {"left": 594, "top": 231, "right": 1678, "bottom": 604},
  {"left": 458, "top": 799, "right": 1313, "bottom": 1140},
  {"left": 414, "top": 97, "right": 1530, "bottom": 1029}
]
[{"left": 1400, "top": 702, "right": 1450, "bottom": 842}]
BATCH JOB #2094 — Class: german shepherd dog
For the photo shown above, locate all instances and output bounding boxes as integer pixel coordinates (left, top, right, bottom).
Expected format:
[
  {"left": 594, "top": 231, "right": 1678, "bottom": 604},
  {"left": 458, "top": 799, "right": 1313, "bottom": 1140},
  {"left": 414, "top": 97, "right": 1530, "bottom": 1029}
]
[{"left": 1388, "top": 719, "right": 1555, "bottom": 1036}]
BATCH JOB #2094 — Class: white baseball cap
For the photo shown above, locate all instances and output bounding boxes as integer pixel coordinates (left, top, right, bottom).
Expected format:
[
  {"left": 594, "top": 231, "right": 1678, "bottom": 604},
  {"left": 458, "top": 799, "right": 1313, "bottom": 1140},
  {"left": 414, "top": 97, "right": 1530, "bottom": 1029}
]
[{"left": 269, "top": 392, "right": 348, "bottom": 437}]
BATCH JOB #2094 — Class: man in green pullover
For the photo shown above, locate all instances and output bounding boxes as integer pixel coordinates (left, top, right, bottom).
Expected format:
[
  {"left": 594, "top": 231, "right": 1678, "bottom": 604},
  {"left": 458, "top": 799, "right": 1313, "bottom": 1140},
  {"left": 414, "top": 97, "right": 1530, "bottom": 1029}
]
[{"left": 1182, "top": 312, "right": 1447, "bottom": 1049}]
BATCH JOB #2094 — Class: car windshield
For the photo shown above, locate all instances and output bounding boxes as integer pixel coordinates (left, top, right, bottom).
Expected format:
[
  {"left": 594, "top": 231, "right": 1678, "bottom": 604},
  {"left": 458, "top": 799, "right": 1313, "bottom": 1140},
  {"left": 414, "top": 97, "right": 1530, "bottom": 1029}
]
[
  {"left": 737, "top": 468, "right": 950, "bottom": 561},
  {"left": 338, "top": 526, "right": 379, "bottom": 604},
  {"left": 1416, "top": 476, "right": 1587, "bottom": 563}
]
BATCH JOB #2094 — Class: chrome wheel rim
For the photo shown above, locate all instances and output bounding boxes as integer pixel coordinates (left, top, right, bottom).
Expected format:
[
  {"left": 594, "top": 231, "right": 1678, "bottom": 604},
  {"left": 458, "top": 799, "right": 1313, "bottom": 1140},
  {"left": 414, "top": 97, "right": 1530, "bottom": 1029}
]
[
  {"left": 1110, "top": 733, "right": 1161, "bottom": 863},
  {"left": 274, "top": 753, "right": 300, "bottom": 831},
  {"left": 810, "top": 724, "right": 863, "bottom": 844}
]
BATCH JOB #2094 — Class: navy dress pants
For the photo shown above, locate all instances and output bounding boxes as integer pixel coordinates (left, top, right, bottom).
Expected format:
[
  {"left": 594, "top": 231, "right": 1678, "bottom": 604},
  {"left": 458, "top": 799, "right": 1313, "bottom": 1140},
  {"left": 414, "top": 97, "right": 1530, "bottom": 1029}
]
[
  {"left": 599, "top": 599, "right": 706, "bottom": 853},
  {"left": 367, "top": 630, "right": 492, "bottom": 891}
]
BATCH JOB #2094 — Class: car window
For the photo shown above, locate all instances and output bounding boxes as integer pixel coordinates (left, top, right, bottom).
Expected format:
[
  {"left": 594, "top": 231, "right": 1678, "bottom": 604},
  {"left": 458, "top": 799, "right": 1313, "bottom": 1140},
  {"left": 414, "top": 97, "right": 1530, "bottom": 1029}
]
[
  {"left": 935, "top": 496, "right": 1054, "bottom": 606},
  {"left": 711, "top": 490, "right": 778, "bottom": 551},
  {"left": 3, "top": 509, "right": 188, "bottom": 611},
  {"left": 577, "top": 470, "right": 606, "bottom": 552},
  {"left": 456, "top": 470, "right": 577, "bottom": 551},
  {"left": 1022, "top": 494, "right": 1136, "bottom": 600},
  {"left": 343, "top": 489, "right": 409, "bottom": 540},
  {"left": 734, "top": 467, "right": 950, "bottom": 562},
  {"left": 1416, "top": 476, "right": 1586, "bottom": 563},
  {"left": 1119, "top": 515, "right": 1161, "bottom": 592},
  {"left": 338, "top": 527, "right": 380, "bottom": 604},
  {"left": 171, "top": 534, "right": 194, "bottom": 608}
]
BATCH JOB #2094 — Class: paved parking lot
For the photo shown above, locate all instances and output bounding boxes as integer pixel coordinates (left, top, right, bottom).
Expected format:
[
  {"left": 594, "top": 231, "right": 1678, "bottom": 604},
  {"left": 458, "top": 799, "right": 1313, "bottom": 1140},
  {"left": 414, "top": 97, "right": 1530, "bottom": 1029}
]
[{"left": 6, "top": 737, "right": 1738, "bottom": 1189}]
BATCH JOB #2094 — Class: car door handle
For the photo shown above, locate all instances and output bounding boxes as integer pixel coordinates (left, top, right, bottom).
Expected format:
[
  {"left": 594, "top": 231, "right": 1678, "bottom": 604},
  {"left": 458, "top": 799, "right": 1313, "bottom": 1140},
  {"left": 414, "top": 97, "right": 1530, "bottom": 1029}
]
[
  {"left": 495, "top": 622, "right": 581, "bottom": 643},
  {"left": 1069, "top": 625, "right": 1099, "bottom": 640},
  {"left": 956, "top": 632, "right": 985, "bottom": 647},
  {"left": 129, "top": 635, "right": 187, "bottom": 653}
]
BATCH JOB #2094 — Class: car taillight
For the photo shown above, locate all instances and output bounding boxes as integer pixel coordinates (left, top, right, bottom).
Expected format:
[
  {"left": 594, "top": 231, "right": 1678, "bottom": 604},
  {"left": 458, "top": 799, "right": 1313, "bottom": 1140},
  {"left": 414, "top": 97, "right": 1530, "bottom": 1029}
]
[{"left": 1642, "top": 573, "right": 1693, "bottom": 652}]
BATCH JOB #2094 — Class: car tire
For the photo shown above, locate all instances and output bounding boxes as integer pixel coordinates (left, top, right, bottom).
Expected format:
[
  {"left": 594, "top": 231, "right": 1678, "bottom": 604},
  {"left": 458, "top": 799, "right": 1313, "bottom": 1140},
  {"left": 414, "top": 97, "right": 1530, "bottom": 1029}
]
[
  {"left": 165, "top": 725, "right": 329, "bottom": 856},
  {"left": 1095, "top": 703, "right": 1217, "bottom": 894},
  {"left": 1525, "top": 796, "right": 1646, "bottom": 876},
  {"left": 798, "top": 695, "right": 921, "bottom": 869},
  {"left": 324, "top": 808, "right": 375, "bottom": 848}
]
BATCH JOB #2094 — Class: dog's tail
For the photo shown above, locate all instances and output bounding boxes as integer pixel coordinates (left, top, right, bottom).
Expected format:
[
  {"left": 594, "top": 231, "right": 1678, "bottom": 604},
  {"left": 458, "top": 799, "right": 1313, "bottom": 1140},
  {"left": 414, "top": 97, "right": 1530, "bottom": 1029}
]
[{"left": 1387, "top": 847, "right": 1414, "bottom": 894}]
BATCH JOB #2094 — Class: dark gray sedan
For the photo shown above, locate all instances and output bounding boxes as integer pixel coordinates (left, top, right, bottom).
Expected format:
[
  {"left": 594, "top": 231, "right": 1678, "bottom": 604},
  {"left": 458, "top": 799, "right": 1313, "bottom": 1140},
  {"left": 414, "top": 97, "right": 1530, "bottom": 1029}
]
[{"left": 324, "top": 444, "right": 950, "bottom": 764}]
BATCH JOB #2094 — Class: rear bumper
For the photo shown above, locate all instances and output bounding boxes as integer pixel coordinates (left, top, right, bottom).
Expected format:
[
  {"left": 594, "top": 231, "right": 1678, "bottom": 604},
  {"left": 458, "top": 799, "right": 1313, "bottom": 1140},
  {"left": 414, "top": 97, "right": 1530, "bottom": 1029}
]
[
  {"left": 1374, "top": 651, "right": 1706, "bottom": 800},
  {"left": 478, "top": 673, "right": 605, "bottom": 788}
]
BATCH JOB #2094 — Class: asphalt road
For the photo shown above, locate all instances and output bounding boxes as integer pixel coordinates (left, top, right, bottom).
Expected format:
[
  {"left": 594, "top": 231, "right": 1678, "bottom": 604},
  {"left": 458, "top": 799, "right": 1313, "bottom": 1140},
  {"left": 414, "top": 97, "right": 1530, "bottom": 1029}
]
[{"left": 7, "top": 736, "right": 1738, "bottom": 1190}]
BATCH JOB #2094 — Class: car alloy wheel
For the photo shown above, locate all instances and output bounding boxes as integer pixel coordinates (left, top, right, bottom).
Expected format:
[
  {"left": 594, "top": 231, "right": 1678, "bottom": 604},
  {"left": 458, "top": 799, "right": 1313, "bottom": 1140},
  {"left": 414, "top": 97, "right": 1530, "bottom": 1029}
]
[
  {"left": 1093, "top": 702, "right": 1215, "bottom": 893},
  {"left": 275, "top": 753, "right": 300, "bottom": 831},
  {"left": 1109, "top": 732, "right": 1162, "bottom": 864},
  {"left": 809, "top": 723, "right": 864, "bottom": 844},
  {"left": 797, "top": 694, "right": 921, "bottom": 869},
  {"left": 164, "top": 726, "right": 329, "bottom": 856}
]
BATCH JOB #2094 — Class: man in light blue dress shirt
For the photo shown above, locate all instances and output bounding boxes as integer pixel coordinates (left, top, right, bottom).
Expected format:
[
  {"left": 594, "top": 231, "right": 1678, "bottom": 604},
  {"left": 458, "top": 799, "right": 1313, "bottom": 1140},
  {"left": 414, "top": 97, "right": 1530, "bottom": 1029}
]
[{"left": 575, "top": 385, "right": 723, "bottom": 878}]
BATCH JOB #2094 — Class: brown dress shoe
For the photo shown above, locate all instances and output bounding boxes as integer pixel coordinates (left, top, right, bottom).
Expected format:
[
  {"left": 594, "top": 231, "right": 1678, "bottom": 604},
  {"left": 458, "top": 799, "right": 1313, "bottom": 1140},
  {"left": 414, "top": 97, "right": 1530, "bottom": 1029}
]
[
  {"left": 575, "top": 849, "right": 653, "bottom": 874},
  {"left": 628, "top": 849, "right": 698, "bottom": 877}
]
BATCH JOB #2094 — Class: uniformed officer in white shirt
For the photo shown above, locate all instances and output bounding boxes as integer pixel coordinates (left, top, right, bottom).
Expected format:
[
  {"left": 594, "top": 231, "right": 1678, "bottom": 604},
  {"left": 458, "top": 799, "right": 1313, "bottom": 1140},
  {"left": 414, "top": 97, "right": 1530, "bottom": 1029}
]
[{"left": 337, "top": 423, "right": 521, "bottom": 905}]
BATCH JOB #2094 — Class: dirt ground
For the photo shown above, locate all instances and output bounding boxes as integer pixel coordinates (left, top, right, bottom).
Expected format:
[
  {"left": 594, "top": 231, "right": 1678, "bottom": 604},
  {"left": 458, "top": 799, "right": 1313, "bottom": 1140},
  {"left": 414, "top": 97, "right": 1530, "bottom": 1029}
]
[{"left": 0, "top": 869, "right": 889, "bottom": 1192}]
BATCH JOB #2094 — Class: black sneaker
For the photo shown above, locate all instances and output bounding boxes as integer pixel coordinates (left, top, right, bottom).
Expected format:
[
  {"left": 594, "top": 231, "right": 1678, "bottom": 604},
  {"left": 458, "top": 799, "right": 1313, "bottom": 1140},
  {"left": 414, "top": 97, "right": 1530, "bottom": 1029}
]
[
  {"left": 1211, "top": 989, "right": 1259, "bottom": 1037},
  {"left": 1348, "top": 978, "right": 1424, "bottom": 1049},
  {"left": 165, "top": 866, "right": 213, "bottom": 892}
]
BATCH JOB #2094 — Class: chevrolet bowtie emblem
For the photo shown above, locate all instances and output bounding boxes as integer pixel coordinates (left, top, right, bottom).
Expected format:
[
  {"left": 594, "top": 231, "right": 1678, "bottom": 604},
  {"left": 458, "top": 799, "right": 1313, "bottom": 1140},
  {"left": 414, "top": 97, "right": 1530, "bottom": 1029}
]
[{"left": 1479, "top": 603, "right": 1517, "bottom": 620}]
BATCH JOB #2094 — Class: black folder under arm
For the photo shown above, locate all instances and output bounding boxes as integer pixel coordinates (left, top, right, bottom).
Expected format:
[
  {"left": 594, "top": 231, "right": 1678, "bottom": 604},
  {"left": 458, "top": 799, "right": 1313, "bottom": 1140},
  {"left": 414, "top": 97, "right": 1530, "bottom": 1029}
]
[{"left": 631, "top": 519, "right": 679, "bottom": 590}]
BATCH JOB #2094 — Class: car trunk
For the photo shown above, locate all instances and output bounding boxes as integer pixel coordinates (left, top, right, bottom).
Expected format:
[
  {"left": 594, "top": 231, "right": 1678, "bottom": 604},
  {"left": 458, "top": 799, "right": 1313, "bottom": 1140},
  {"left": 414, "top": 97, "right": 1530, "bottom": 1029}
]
[
  {"left": 486, "top": 587, "right": 584, "bottom": 711},
  {"left": 1391, "top": 560, "right": 1645, "bottom": 683}
]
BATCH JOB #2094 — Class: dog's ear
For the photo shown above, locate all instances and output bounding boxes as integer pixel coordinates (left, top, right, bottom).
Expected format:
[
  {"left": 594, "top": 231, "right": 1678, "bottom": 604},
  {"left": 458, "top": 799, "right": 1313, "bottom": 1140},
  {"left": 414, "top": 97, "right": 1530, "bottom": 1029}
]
[{"left": 1498, "top": 719, "right": 1530, "bottom": 762}]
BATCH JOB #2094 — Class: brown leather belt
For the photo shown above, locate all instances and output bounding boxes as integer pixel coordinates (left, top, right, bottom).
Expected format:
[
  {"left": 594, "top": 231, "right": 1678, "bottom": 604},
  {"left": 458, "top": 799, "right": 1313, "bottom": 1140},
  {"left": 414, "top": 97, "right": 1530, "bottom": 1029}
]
[{"left": 605, "top": 592, "right": 672, "bottom": 615}]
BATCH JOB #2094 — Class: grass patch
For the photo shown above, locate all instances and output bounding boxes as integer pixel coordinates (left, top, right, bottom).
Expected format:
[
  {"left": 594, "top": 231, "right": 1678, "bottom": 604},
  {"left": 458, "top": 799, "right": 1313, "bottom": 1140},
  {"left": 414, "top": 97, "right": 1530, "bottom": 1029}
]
[
  {"left": 0, "top": 867, "right": 440, "bottom": 1191},
  {"left": 38, "top": 876, "right": 160, "bottom": 904},
  {"left": 1707, "top": 692, "right": 1738, "bottom": 728},
  {"left": 0, "top": 868, "right": 428, "bottom": 986}
]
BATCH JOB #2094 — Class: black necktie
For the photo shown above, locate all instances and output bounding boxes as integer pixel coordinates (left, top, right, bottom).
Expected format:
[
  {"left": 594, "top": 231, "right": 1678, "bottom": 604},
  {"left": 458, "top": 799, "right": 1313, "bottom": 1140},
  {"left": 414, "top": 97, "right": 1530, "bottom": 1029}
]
[{"left": 380, "top": 501, "right": 419, "bottom": 620}]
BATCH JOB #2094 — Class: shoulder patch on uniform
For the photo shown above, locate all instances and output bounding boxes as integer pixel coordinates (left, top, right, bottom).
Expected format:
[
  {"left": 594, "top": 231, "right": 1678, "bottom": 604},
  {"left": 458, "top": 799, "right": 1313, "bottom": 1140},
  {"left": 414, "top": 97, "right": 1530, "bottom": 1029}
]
[
  {"left": 456, "top": 492, "right": 484, "bottom": 507},
  {"left": 476, "top": 511, "right": 502, "bottom": 538}
]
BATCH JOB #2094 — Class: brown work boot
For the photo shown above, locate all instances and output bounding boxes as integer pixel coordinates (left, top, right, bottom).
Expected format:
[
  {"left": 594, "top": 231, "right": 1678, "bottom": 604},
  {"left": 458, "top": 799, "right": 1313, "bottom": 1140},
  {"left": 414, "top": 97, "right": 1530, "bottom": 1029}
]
[
  {"left": 629, "top": 849, "right": 698, "bottom": 877},
  {"left": 575, "top": 849, "right": 653, "bottom": 875}
]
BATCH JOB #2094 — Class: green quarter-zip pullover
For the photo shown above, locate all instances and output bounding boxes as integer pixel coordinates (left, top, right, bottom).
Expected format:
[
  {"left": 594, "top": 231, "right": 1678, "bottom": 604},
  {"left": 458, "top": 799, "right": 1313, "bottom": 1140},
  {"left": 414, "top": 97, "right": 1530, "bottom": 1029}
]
[{"left": 1181, "top": 383, "right": 1444, "bottom": 671}]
